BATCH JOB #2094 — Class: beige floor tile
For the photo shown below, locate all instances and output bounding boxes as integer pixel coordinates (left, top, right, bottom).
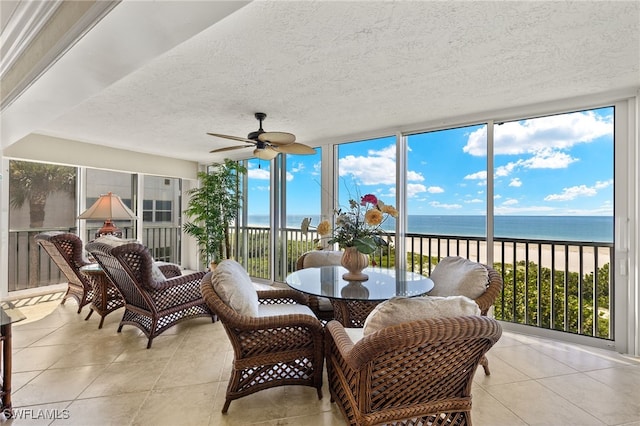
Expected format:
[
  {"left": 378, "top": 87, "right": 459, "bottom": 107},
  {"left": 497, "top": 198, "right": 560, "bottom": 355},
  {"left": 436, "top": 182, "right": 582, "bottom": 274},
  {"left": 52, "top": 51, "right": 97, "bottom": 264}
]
[
  {"left": 531, "top": 339, "right": 636, "bottom": 371},
  {"left": 12, "top": 344, "right": 77, "bottom": 373},
  {"left": 471, "top": 387, "right": 527, "bottom": 426},
  {"left": 490, "top": 344, "right": 578, "bottom": 379},
  {"left": 538, "top": 372, "right": 640, "bottom": 425},
  {"left": 485, "top": 380, "right": 605, "bottom": 425},
  {"left": 153, "top": 349, "right": 227, "bottom": 389},
  {"left": 11, "top": 327, "right": 58, "bottom": 349},
  {"left": 79, "top": 360, "right": 168, "bottom": 398},
  {"left": 473, "top": 353, "right": 531, "bottom": 386},
  {"left": 12, "top": 365, "right": 106, "bottom": 406},
  {"left": 585, "top": 365, "right": 640, "bottom": 400},
  {"left": 132, "top": 383, "right": 217, "bottom": 426},
  {"left": 55, "top": 392, "right": 149, "bottom": 426}
]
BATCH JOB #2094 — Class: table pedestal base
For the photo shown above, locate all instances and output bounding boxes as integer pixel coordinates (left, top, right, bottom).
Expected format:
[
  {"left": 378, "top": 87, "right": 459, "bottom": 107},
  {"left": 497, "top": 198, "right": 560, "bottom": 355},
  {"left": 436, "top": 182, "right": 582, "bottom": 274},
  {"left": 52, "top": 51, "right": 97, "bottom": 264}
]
[{"left": 331, "top": 300, "right": 380, "bottom": 328}]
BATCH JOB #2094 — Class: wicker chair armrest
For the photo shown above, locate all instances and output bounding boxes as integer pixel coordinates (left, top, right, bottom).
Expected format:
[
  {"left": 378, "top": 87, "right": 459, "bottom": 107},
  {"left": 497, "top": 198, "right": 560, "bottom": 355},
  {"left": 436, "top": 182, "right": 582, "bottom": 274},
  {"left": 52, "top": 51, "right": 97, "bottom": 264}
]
[
  {"left": 148, "top": 270, "right": 206, "bottom": 291},
  {"left": 475, "top": 265, "right": 503, "bottom": 315},
  {"left": 237, "top": 310, "right": 324, "bottom": 333},
  {"left": 257, "top": 289, "right": 310, "bottom": 306},
  {"left": 326, "top": 320, "right": 358, "bottom": 366},
  {"left": 157, "top": 263, "right": 182, "bottom": 278}
]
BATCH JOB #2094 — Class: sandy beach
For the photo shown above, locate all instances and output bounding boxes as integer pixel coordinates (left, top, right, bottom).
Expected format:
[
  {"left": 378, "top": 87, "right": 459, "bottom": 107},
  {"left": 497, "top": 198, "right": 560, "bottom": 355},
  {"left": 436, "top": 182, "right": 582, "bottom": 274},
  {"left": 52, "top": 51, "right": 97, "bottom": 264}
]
[{"left": 407, "top": 237, "right": 613, "bottom": 275}]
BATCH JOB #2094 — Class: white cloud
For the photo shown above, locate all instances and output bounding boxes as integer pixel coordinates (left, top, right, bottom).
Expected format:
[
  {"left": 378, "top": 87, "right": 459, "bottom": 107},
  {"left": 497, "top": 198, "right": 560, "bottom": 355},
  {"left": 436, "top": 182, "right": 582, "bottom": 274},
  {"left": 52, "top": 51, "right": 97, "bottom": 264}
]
[
  {"left": 465, "top": 198, "right": 483, "bottom": 203},
  {"left": 427, "top": 186, "right": 444, "bottom": 193},
  {"left": 521, "top": 148, "right": 577, "bottom": 169},
  {"left": 494, "top": 205, "right": 556, "bottom": 214},
  {"left": 406, "top": 183, "right": 426, "bottom": 198},
  {"left": 544, "top": 179, "right": 613, "bottom": 201},
  {"left": 464, "top": 170, "right": 486, "bottom": 180},
  {"left": 502, "top": 198, "right": 519, "bottom": 205},
  {"left": 407, "top": 170, "right": 425, "bottom": 182},
  {"left": 290, "top": 162, "right": 305, "bottom": 173},
  {"left": 286, "top": 172, "right": 294, "bottom": 181},
  {"left": 509, "top": 178, "right": 522, "bottom": 187},
  {"left": 248, "top": 168, "right": 270, "bottom": 180},
  {"left": 464, "top": 110, "right": 612, "bottom": 156},
  {"left": 429, "top": 201, "right": 462, "bottom": 209}
]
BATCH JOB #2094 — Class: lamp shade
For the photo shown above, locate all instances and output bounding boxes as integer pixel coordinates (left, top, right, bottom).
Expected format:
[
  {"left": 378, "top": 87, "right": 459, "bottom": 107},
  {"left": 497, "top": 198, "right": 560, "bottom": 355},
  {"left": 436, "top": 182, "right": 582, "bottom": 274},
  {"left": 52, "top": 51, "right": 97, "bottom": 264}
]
[{"left": 78, "top": 192, "right": 136, "bottom": 220}]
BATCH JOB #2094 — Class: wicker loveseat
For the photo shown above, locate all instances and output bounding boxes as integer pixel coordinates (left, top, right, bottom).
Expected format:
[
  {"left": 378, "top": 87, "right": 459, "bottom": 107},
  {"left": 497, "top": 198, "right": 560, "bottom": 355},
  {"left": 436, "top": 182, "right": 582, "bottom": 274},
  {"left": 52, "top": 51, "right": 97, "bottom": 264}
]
[
  {"left": 200, "top": 260, "right": 324, "bottom": 413},
  {"left": 86, "top": 238, "right": 212, "bottom": 348},
  {"left": 325, "top": 315, "right": 502, "bottom": 426}
]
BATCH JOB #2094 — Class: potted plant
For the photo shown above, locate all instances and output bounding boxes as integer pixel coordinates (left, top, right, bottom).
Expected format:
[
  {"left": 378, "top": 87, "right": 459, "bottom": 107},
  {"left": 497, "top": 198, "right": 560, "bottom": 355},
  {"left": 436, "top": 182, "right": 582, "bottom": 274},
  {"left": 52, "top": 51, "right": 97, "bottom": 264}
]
[{"left": 183, "top": 159, "right": 247, "bottom": 268}]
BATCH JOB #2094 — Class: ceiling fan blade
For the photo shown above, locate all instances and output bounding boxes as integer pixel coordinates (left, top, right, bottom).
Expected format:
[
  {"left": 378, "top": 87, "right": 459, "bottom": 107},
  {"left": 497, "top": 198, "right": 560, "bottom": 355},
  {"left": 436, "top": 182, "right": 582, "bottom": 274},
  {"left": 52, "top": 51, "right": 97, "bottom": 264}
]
[
  {"left": 207, "top": 132, "right": 254, "bottom": 143},
  {"left": 210, "top": 145, "right": 252, "bottom": 153},
  {"left": 258, "top": 131, "right": 296, "bottom": 145},
  {"left": 254, "top": 146, "right": 279, "bottom": 160},
  {"left": 276, "top": 143, "right": 316, "bottom": 155}
]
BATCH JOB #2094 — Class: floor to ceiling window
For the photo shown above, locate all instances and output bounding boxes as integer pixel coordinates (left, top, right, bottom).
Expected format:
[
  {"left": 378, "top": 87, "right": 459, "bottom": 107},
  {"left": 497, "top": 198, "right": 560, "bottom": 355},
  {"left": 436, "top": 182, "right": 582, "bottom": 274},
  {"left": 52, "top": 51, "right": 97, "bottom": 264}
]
[
  {"left": 84, "top": 169, "right": 136, "bottom": 241},
  {"left": 337, "top": 136, "right": 397, "bottom": 267},
  {"left": 283, "top": 147, "right": 323, "bottom": 272},
  {"left": 7, "top": 160, "right": 77, "bottom": 291},
  {"left": 142, "top": 175, "right": 182, "bottom": 263},
  {"left": 405, "top": 124, "right": 488, "bottom": 271},
  {"left": 240, "top": 158, "right": 272, "bottom": 278},
  {"left": 493, "top": 107, "right": 614, "bottom": 339}
]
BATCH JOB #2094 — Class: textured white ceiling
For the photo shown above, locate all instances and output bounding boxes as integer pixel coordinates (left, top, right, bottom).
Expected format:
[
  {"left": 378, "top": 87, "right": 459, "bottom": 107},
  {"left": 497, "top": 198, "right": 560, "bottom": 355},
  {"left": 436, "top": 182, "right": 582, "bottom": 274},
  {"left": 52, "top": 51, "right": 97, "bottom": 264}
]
[{"left": 2, "top": 0, "right": 639, "bottom": 163}]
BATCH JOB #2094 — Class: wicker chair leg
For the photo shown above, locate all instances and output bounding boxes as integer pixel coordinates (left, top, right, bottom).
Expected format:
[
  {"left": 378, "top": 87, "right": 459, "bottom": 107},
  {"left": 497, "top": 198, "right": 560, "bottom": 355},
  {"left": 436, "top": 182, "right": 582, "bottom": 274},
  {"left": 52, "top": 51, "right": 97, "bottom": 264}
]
[
  {"left": 222, "top": 399, "right": 231, "bottom": 414},
  {"left": 480, "top": 355, "right": 490, "bottom": 375},
  {"left": 316, "top": 388, "right": 323, "bottom": 400},
  {"left": 84, "top": 309, "right": 94, "bottom": 321},
  {"left": 146, "top": 338, "right": 153, "bottom": 349}
]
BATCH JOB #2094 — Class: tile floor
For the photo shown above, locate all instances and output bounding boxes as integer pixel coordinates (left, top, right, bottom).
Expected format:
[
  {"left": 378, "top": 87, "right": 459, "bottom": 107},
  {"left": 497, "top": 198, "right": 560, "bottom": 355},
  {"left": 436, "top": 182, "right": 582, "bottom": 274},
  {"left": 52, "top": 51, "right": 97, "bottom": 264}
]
[{"left": 5, "top": 297, "right": 640, "bottom": 426}]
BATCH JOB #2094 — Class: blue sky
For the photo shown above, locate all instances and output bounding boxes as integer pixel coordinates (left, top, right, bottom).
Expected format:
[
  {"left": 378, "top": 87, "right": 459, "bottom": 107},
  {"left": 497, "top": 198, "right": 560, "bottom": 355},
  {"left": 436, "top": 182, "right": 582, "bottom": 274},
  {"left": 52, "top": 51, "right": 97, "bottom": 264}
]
[{"left": 247, "top": 107, "right": 613, "bottom": 217}]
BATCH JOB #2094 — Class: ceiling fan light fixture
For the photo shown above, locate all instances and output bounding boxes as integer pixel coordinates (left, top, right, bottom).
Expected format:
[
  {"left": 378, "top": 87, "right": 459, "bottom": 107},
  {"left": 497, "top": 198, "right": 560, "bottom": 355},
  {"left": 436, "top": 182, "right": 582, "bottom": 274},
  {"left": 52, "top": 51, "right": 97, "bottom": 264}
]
[{"left": 253, "top": 147, "right": 279, "bottom": 160}]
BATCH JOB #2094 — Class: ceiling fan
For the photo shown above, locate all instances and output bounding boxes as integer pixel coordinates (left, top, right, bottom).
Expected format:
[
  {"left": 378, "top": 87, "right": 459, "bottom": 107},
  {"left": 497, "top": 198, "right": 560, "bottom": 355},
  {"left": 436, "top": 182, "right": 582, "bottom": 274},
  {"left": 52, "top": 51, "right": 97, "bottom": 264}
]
[{"left": 208, "top": 112, "right": 316, "bottom": 160}]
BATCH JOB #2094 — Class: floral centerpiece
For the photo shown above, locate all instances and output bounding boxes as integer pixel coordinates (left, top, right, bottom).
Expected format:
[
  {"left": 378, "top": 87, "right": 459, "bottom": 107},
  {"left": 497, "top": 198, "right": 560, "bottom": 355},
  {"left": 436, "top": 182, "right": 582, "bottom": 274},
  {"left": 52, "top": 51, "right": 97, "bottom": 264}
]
[{"left": 301, "top": 193, "right": 398, "bottom": 280}]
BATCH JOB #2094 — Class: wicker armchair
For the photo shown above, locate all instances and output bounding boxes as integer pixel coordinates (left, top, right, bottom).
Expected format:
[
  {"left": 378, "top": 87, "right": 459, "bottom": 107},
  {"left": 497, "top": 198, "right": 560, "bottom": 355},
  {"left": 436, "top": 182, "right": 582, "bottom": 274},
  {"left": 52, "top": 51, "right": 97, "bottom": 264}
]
[
  {"left": 296, "top": 250, "right": 344, "bottom": 321},
  {"left": 325, "top": 315, "right": 502, "bottom": 426},
  {"left": 200, "top": 268, "right": 324, "bottom": 414},
  {"left": 86, "top": 240, "right": 213, "bottom": 348},
  {"left": 35, "top": 231, "right": 95, "bottom": 314}
]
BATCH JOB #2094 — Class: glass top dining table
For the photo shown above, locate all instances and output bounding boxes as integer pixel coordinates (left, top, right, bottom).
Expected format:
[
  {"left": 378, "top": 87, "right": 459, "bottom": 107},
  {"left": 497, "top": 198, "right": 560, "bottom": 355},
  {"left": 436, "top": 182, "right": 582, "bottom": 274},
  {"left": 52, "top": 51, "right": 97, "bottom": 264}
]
[{"left": 286, "top": 266, "right": 434, "bottom": 327}]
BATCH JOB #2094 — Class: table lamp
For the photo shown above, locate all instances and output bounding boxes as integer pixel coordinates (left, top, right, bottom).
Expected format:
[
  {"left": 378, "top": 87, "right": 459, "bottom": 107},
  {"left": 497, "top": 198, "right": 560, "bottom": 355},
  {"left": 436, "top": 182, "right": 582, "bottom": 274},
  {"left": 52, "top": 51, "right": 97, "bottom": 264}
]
[{"left": 78, "top": 192, "right": 137, "bottom": 238}]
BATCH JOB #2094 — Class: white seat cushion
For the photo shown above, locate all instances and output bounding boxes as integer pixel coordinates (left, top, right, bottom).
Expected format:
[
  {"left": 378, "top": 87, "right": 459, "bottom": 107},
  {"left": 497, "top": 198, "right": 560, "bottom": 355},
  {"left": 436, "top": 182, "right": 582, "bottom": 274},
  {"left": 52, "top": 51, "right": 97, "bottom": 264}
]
[
  {"left": 258, "top": 303, "right": 316, "bottom": 318},
  {"left": 362, "top": 295, "right": 481, "bottom": 336},
  {"left": 428, "top": 256, "right": 488, "bottom": 299},
  {"left": 212, "top": 259, "right": 259, "bottom": 317}
]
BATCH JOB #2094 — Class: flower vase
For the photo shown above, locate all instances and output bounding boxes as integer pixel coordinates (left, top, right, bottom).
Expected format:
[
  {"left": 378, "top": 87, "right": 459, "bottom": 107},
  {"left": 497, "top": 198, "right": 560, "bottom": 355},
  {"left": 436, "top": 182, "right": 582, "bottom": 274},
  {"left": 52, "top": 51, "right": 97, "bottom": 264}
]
[{"left": 341, "top": 246, "right": 369, "bottom": 281}]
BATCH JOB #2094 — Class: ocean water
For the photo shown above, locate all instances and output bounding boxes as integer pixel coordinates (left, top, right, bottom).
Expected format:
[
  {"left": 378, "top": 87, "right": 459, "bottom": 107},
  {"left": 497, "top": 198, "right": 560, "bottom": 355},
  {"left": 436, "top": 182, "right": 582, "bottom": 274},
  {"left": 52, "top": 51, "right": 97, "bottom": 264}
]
[{"left": 249, "top": 215, "right": 613, "bottom": 243}]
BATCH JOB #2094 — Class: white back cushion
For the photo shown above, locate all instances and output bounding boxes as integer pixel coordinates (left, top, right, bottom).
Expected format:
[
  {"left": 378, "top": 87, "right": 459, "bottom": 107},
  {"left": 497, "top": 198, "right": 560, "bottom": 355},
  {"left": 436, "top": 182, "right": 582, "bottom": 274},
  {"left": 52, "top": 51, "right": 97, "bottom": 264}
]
[
  {"left": 212, "top": 259, "right": 259, "bottom": 317},
  {"left": 363, "top": 295, "right": 480, "bottom": 336},
  {"left": 301, "top": 250, "right": 343, "bottom": 268},
  {"left": 428, "top": 256, "right": 488, "bottom": 299}
]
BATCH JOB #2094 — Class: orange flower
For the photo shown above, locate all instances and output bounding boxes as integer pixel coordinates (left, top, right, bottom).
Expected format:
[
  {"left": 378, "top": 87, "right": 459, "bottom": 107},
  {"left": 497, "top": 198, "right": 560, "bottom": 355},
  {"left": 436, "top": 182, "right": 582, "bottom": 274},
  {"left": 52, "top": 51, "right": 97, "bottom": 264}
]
[
  {"left": 380, "top": 203, "right": 398, "bottom": 218},
  {"left": 364, "top": 209, "right": 383, "bottom": 226},
  {"left": 317, "top": 220, "right": 331, "bottom": 236}
]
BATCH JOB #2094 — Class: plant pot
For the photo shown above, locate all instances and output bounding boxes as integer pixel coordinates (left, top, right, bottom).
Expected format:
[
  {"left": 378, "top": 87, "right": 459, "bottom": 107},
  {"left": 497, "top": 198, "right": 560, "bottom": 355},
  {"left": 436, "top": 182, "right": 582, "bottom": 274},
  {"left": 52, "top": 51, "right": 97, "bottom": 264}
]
[{"left": 341, "top": 246, "right": 369, "bottom": 281}]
